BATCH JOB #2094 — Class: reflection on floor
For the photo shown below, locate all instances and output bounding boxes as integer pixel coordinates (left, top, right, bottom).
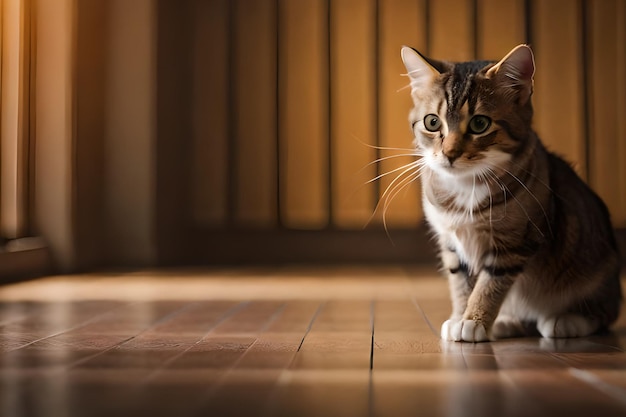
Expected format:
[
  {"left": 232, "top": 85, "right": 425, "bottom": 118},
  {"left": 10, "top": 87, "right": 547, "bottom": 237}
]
[{"left": 0, "top": 266, "right": 625, "bottom": 417}]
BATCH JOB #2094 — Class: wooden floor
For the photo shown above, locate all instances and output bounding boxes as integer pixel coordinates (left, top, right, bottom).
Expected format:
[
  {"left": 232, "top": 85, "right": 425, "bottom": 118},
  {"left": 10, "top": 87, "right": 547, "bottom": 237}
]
[{"left": 1, "top": 266, "right": 625, "bottom": 417}]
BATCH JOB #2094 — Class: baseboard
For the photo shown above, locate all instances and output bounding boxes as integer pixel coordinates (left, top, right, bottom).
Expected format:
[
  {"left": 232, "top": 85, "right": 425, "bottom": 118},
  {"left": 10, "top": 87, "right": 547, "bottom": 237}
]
[
  {"left": 0, "top": 237, "right": 53, "bottom": 284},
  {"left": 184, "top": 226, "right": 626, "bottom": 268}
]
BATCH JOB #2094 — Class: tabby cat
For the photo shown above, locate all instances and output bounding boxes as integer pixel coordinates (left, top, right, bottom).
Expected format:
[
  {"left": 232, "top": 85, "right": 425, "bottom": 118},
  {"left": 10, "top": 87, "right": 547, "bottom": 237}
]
[{"left": 401, "top": 44, "right": 622, "bottom": 342}]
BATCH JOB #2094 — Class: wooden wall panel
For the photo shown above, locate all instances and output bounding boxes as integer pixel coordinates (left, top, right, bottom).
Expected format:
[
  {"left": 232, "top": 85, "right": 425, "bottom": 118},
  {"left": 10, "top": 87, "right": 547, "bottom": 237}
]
[
  {"left": 74, "top": 0, "right": 107, "bottom": 269},
  {"left": 33, "top": 0, "right": 75, "bottom": 270},
  {"left": 587, "top": 0, "right": 626, "bottom": 227},
  {"left": 0, "top": 0, "right": 30, "bottom": 238},
  {"left": 155, "top": 0, "right": 194, "bottom": 263},
  {"left": 103, "top": 0, "right": 156, "bottom": 265},
  {"left": 191, "top": 0, "right": 230, "bottom": 228},
  {"left": 234, "top": 0, "right": 278, "bottom": 228},
  {"left": 279, "top": 0, "right": 329, "bottom": 229},
  {"left": 182, "top": 0, "right": 626, "bottom": 235},
  {"left": 532, "top": 0, "right": 586, "bottom": 177},
  {"left": 476, "top": 0, "right": 526, "bottom": 60},
  {"left": 377, "top": 0, "right": 426, "bottom": 228},
  {"left": 28, "top": 0, "right": 626, "bottom": 268},
  {"left": 330, "top": 0, "right": 376, "bottom": 228},
  {"left": 430, "top": 0, "right": 474, "bottom": 61}
]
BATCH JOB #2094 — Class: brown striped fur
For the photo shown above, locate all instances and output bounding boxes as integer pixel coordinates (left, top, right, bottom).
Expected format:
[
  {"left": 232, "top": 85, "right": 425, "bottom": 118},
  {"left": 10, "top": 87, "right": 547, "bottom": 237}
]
[{"left": 401, "top": 45, "right": 621, "bottom": 342}]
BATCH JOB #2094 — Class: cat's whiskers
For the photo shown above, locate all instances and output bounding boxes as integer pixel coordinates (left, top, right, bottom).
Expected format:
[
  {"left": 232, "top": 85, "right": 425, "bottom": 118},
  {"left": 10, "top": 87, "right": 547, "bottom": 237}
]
[
  {"left": 381, "top": 164, "right": 424, "bottom": 212},
  {"left": 366, "top": 157, "right": 425, "bottom": 231},
  {"left": 501, "top": 167, "right": 553, "bottom": 237},
  {"left": 502, "top": 161, "right": 561, "bottom": 237},
  {"left": 357, "top": 140, "right": 418, "bottom": 153},
  {"left": 470, "top": 176, "right": 478, "bottom": 222},
  {"left": 480, "top": 170, "right": 498, "bottom": 261},
  {"left": 484, "top": 167, "right": 545, "bottom": 238},
  {"left": 350, "top": 137, "right": 422, "bottom": 210},
  {"left": 509, "top": 161, "right": 555, "bottom": 193},
  {"left": 381, "top": 166, "right": 424, "bottom": 233},
  {"left": 404, "top": 68, "right": 423, "bottom": 77},
  {"left": 363, "top": 152, "right": 421, "bottom": 171},
  {"left": 478, "top": 168, "right": 505, "bottom": 270},
  {"left": 488, "top": 168, "right": 508, "bottom": 215},
  {"left": 379, "top": 160, "right": 426, "bottom": 230},
  {"left": 396, "top": 84, "right": 412, "bottom": 93},
  {"left": 475, "top": 170, "right": 494, "bottom": 225},
  {"left": 365, "top": 159, "right": 421, "bottom": 184},
  {"left": 379, "top": 160, "right": 425, "bottom": 207},
  {"left": 483, "top": 168, "right": 512, "bottom": 223},
  {"left": 352, "top": 134, "right": 419, "bottom": 161}
]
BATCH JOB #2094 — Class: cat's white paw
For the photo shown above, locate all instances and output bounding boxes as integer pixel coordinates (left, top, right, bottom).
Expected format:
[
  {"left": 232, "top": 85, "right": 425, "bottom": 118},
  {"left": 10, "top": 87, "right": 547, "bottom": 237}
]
[
  {"left": 537, "top": 314, "right": 598, "bottom": 338},
  {"left": 441, "top": 319, "right": 489, "bottom": 342}
]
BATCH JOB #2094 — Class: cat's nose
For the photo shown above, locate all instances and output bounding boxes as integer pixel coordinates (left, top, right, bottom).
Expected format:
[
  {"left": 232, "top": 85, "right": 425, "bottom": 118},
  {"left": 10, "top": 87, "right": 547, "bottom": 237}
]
[
  {"left": 443, "top": 149, "right": 462, "bottom": 165},
  {"left": 441, "top": 134, "right": 463, "bottom": 165}
]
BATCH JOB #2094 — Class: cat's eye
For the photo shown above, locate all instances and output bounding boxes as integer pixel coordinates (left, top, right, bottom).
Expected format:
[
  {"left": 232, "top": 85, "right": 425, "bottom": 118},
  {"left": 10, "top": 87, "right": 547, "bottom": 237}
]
[
  {"left": 468, "top": 115, "right": 491, "bottom": 134},
  {"left": 424, "top": 114, "right": 442, "bottom": 132}
]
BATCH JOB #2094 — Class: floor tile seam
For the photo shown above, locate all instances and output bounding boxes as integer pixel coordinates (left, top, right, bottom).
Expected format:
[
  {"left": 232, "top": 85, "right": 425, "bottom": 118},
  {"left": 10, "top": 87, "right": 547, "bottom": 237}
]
[
  {"left": 62, "top": 301, "right": 205, "bottom": 370},
  {"left": 138, "top": 301, "right": 253, "bottom": 383},
  {"left": 1, "top": 301, "right": 142, "bottom": 353}
]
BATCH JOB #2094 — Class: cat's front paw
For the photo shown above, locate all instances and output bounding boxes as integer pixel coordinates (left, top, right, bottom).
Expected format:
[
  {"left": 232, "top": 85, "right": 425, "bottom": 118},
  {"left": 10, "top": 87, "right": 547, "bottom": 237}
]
[
  {"left": 441, "top": 319, "right": 489, "bottom": 342},
  {"left": 537, "top": 314, "right": 598, "bottom": 338}
]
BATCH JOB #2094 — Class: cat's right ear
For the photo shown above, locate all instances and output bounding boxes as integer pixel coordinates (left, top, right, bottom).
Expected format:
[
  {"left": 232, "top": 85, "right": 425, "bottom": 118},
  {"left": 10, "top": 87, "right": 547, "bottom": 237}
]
[
  {"left": 486, "top": 44, "right": 535, "bottom": 105},
  {"left": 401, "top": 46, "right": 440, "bottom": 92}
]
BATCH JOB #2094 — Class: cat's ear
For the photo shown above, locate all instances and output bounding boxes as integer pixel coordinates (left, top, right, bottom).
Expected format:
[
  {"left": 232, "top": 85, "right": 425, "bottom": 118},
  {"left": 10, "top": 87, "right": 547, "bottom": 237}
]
[
  {"left": 486, "top": 44, "right": 535, "bottom": 104},
  {"left": 401, "top": 46, "right": 440, "bottom": 92}
]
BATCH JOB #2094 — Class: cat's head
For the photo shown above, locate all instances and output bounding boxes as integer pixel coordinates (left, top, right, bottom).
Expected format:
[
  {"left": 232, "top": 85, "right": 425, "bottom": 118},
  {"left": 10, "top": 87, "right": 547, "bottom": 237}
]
[{"left": 401, "top": 44, "right": 535, "bottom": 179}]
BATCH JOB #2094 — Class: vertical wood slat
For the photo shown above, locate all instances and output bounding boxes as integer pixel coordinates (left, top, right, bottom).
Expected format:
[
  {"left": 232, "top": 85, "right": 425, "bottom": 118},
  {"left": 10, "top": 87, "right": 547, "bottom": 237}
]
[
  {"left": 191, "top": 0, "right": 229, "bottom": 228},
  {"left": 33, "top": 0, "right": 75, "bottom": 270},
  {"left": 0, "top": 0, "right": 30, "bottom": 238},
  {"left": 377, "top": 0, "right": 426, "bottom": 228},
  {"left": 429, "top": 0, "right": 474, "bottom": 61},
  {"left": 74, "top": 0, "right": 106, "bottom": 268},
  {"left": 234, "top": 0, "right": 277, "bottom": 228},
  {"left": 155, "top": 0, "right": 194, "bottom": 263},
  {"left": 279, "top": 0, "right": 329, "bottom": 230},
  {"left": 103, "top": 0, "right": 156, "bottom": 265},
  {"left": 588, "top": 0, "right": 626, "bottom": 227},
  {"left": 476, "top": 0, "right": 526, "bottom": 60},
  {"left": 330, "top": 0, "right": 376, "bottom": 228},
  {"left": 531, "top": 0, "right": 586, "bottom": 177}
]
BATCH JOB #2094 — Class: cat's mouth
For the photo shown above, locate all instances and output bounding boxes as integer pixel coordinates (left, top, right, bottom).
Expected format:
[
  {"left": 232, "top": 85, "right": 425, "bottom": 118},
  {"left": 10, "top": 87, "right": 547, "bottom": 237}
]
[
  {"left": 437, "top": 156, "right": 464, "bottom": 170},
  {"left": 424, "top": 152, "right": 487, "bottom": 178},
  {"left": 434, "top": 159, "right": 485, "bottom": 179}
]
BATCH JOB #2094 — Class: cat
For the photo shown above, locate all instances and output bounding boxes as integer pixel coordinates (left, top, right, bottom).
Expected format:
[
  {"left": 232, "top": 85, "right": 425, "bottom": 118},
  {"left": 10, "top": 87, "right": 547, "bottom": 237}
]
[{"left": 400, "top": 44, "right": 622, "bottom": 342}]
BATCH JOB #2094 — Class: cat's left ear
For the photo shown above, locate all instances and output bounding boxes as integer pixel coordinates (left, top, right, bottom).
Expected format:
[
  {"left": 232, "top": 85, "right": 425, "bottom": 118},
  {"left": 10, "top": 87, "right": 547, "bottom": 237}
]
[
  {"left": 401, "top": 46, "right": 440, "bottom": 92},
  {"left": 486, "top": 44, "right": 535, "bottom": 104}
]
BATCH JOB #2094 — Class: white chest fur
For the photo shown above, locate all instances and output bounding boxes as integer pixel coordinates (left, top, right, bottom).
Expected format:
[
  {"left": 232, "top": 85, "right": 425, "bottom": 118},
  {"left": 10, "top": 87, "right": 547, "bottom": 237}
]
[{"left": 423, "top": 177, "right": 492, "bottom": 274}]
